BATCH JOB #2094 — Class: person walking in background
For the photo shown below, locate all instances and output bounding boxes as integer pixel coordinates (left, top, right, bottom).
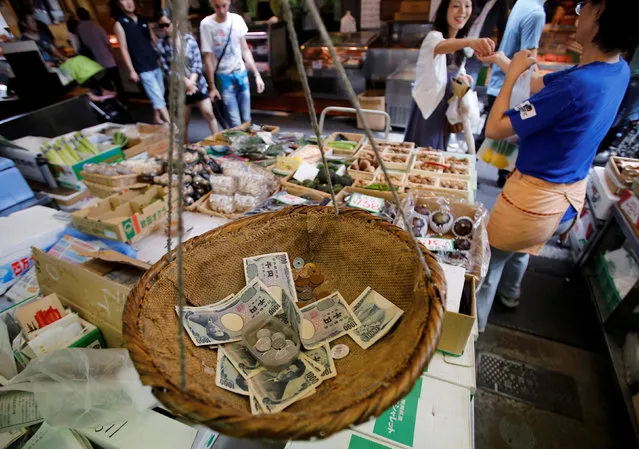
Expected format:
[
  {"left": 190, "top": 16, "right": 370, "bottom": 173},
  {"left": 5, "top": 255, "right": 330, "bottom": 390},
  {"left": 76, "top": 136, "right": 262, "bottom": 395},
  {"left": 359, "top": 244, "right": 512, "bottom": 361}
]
[
  {"left": 404, "top": 0, "right": 495, "bottom": 150},
  {"left": 76, "top": 7, "right": 123, "bottom": 96},
  {"left": 112, "top": 0, "right": 169, "bottom": 124},
  {"left": 157, "top": 9, "right": 218, "bottom": 142},
  {"left": 200, "top": 0, "right": 265, "bottom": 128},
  {"left": 484, "top": 0, "right": 547, "bottom": 187},
  {"left": 475, "top": 0, "right": 639, "bottom": 331}
]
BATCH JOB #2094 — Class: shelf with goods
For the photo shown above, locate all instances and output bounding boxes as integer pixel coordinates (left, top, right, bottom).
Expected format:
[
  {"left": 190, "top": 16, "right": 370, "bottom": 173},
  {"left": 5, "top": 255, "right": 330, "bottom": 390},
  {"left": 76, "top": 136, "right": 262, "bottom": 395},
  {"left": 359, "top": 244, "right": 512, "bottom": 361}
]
[{"left": 580, "top": 203, "right": 639, "bottom": 447}]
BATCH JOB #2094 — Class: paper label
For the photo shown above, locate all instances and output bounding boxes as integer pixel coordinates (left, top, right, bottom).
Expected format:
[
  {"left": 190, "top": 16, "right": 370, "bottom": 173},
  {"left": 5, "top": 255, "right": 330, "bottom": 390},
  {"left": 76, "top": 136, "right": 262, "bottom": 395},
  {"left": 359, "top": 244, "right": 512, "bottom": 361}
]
[
  {"left": 620, "top": 190, "right": 639, "bottom": 227},
  {"left": 273, "top": 191, "right": 309, "bottom": 205},
  {"left": 418, "top": 237, "right": 455, "bottom": 252},
  {"left": 293, "top": 161, "right": 319, "bottom": 182},
  {"left": 372, "top": 378, "right": 422, "bottom": 446},
  {"left": 312, "top": 60, "right": 323, "bottom": 70},
  {"left": 348, "top": 193, "right": 385, "bottom": 214}
]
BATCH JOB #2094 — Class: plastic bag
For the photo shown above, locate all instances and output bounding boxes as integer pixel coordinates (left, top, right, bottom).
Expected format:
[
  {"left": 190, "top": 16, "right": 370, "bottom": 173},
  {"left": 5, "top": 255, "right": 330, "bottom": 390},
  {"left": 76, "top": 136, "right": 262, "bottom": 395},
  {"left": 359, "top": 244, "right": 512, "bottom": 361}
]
[
  {"left": 477, "top": 69, "right": 533, "bottom": 169},
  {"left": 209, "top": 175, "right": 237, "bottom": 195},
  {"left": 209, "top": 193, "right": 235, "bottom": 214},
  {"left": 446, "top": 90, "right": 481, "bottom": 130},
  {"left": 0, "top": 348, "right": 156, "bottom": 428}
]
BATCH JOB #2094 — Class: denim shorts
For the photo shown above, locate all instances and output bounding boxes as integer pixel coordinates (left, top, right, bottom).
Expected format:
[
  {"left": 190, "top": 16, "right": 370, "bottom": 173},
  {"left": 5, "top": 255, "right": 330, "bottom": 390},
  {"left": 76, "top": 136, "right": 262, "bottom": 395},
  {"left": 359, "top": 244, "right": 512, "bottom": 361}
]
[{"left": 139, "top": 68, "right": 166, "bottom": 110}]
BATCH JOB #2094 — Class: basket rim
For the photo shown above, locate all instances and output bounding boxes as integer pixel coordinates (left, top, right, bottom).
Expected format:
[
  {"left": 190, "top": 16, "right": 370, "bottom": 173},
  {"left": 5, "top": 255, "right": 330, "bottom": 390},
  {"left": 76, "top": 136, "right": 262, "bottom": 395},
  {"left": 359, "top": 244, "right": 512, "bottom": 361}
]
[{"left": 123, "top": 205, "right": 446, "bottom": 440}]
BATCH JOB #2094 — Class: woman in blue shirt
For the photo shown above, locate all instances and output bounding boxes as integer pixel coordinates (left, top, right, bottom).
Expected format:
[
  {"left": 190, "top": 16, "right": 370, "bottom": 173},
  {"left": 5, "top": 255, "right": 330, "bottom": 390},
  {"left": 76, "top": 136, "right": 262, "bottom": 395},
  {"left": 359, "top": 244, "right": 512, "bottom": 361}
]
[{"left": 475, "top": 0, "right": 639, "bottom": 331}]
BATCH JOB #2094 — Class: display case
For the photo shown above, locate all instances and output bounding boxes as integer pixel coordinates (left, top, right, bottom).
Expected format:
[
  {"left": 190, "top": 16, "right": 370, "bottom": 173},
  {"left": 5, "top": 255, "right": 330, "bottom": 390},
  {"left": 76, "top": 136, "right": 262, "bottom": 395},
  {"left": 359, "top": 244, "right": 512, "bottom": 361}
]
[
  {"left": 245, "top": 21, "right": 288, "bottom": 96},
  {"left": 300, "top": 31, "right": 379, "bottom": 99}
]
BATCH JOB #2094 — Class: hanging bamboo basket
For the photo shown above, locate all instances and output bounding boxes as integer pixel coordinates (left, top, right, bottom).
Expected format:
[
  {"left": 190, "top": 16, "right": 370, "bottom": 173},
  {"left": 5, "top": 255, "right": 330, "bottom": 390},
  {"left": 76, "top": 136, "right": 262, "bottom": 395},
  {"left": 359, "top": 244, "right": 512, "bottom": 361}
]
[{"left": 123, "top": 206, "right": 446, "bottom": 440}]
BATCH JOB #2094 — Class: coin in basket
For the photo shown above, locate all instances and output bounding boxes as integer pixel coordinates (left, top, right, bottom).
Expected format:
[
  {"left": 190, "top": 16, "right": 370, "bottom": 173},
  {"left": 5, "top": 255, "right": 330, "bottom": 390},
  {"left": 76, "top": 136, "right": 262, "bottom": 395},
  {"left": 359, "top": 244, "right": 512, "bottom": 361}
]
[
  {"left": 293, "top": 257, "right": 305, "bottom": 269},
  {"left": 255, "top": 337, "right": 272, "bottom": 352},
  {"left": 295, "top": 277, "right": 311, "bottom": 288},
  {"left": 331, "top": 344, "right": 350, "bottom": 360},
  {"left": 256, "top": 328, "right": 272, "bottom": 339},
  {"left": 309, "top": 273, "right": 324, "bottom": 286}
]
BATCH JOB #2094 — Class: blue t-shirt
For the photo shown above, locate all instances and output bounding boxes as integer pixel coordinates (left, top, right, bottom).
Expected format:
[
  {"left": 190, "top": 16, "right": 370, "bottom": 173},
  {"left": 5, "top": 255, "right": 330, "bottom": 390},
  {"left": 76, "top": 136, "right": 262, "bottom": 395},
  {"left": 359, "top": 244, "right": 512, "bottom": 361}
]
[
  {"left": 487, "top": 0, "right": 546, "bottom": 97},
  {"left": 506, "top": 60, "right": 631, "bottom": 221}
]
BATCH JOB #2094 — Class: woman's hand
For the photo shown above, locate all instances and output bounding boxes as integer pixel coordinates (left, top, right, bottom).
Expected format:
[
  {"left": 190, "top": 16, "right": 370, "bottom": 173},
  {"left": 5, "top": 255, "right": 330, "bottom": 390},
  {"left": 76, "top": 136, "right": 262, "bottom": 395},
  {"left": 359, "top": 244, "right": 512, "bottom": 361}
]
[
  {"left": 255, "top": 74, "right": 265, "bottom": 94},
  {"left": 184, "top": 78, "right": 197, "bottom": 95},
  {"left": 210, "top": 88, "right": 221, "bottom": 101},
  {"left": 478, "top": 50, "right": 505, "bottom": 65},
  {"left": 469, "top": 38, "right": 495, "bottom": 57},
  {"left": 129, "top": 70, "right": 140, "bottom": 83},
  {"left": 509, "top": 50, "right": 537, "bottom": 76}
]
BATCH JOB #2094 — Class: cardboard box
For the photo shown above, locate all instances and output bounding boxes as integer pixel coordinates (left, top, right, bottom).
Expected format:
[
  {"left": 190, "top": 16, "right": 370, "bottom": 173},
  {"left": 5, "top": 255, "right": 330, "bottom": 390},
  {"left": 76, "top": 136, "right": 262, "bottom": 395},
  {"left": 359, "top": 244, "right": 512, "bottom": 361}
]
[
  {"left": 122, "top": 123, "right": 170, "bottom": 159},
  {"left": 438, "top": 275, "right": 476, "bottom": 356},
  {"left": 351, "top": 376, "right": 472, "bottom": 449},
  {"left": 33, "top": 247, "right": 150, "bottom": 348},
  {"left": 568, "top": 203, "right": 597, "bottom": 259},
  {"left": 619, "top": 189, "right": 639, "bottom": 238},
  {"left": 423, "top": 336, "right": 476, "bottom": 393},
  {"left": 71, "top": 186, "right": 169, "bottom": 243},
  {"left": 605, "top": 156, "right": 639, "bottom": 195},
  {"left": 587, "top": 166, "right": 620, "bottom": 221},
  {"left": 400, "top": 1, "right": 430, "bottom": 14}
]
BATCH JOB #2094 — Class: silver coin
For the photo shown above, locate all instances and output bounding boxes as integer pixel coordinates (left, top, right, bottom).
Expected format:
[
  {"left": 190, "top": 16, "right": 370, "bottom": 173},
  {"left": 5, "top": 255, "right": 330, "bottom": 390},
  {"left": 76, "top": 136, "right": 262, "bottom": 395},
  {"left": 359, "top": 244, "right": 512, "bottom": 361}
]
[
  {"left": 331, "top": 344, "right": 350, "bottom": 360},
  {"left": 271, "top": 332, "right": 285, "bottom": 341},
  {"left": 284, "top": 339, "right": 295, "bottom": 349},
  {"left": 255, "top": 337, "right": 272, "bottom": 352},
  {"left": 261, "top": 349, "right": 277, "bottom": 363},
  {"left": 274, "top": 349, "right": 290, "bottom": 361},
  {"left": 293, "top": 257, "right": 305, "bottom": 269},
  {"left": 272, "top": 338, "right": 285, "bottom": 350},
  {"left": 256, "top": 328, "right": 272, "bottom": 339}
]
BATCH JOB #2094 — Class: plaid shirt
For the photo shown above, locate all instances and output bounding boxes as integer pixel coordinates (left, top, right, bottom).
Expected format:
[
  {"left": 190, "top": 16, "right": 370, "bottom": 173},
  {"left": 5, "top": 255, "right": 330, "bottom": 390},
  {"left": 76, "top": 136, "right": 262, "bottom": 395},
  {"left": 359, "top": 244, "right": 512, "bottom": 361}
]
[{"left": 158, "top": 33, "right": 209, "bottom": 95}]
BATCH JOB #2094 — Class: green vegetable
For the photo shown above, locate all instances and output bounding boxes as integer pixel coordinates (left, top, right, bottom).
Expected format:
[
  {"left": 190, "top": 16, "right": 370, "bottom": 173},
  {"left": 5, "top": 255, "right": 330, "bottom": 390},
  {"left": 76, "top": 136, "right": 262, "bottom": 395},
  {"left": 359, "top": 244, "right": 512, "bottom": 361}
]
[
  {"left": 327, "top": 141, "right": 357, "bottom": 151},
  {"left": 112, "top": 131, "right": 129, "bottom": 149}
]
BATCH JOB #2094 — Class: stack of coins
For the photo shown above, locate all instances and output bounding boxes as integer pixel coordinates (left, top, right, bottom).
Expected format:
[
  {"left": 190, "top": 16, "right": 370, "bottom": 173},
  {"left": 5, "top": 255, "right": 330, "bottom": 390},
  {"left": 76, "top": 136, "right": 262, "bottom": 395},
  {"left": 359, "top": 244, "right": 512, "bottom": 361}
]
[
  {"left": 252, "top": 327, "right": 297, "bottom": 365},
  {"left": 293, "top": 262, "right": 325, "bottom": 302}
]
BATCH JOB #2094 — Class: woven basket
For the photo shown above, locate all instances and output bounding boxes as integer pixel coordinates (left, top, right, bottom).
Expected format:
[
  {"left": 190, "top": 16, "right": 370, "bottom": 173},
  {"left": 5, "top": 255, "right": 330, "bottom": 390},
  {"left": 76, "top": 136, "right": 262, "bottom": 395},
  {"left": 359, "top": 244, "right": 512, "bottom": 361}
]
[{"left": 123, "top": 206, "right": 446, "bottom": 440}]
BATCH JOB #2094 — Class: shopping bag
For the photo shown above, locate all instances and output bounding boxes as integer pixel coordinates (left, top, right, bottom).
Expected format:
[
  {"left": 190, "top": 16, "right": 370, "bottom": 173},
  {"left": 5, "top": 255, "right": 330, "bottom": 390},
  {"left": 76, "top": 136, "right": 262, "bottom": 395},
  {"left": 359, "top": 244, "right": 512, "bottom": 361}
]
[
  {"left": 478, "top": 137, "right": 519, "bottom": 170},
  {"left": 478, "top": 68, "right": 533, "bottom": 169}
]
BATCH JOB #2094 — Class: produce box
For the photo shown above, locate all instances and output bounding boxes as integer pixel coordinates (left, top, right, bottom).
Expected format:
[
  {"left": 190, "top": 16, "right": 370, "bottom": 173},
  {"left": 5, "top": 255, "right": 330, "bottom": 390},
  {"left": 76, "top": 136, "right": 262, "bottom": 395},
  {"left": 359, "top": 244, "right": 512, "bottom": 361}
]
[
  {"left": 71, "top": 186, "right": 169, "bottom": 243},
  {"left": 80, "top": 170, "right": 138, "bottom": 187},
  {"left": 423, "top": 335, "right": 475, "bottom": 393},
  {"left": 47, "top": 138, "right": 124, "bottom": 190},
  {"left": 281, "top": 161, "right": 355, "bottom": 198},
  {"left": 231, "top": 122, "right": 280, "bottom": 134},
  {"left": 324, "top": 132, "right": 365, "bottom": 155},
  {"left": 406, "top": 174, "right": 473, "bottom": 203},
  {"left": 83, "top": 179, "right": 149, "bottom": 199},
  {"left": 122, "top": 123, "right": 170, "bottom": 159},
  {"left": 587, "top": 166, "right": 620, "bottom": 221},
  {"left": 619, "top": 189, "right": 639, "bottom": 238},
  {"left": 34, "top": 248, "right": 150, "bottom": 348},
  {"left": 605, "top": 156, "right": 639, "bottom": 195}
]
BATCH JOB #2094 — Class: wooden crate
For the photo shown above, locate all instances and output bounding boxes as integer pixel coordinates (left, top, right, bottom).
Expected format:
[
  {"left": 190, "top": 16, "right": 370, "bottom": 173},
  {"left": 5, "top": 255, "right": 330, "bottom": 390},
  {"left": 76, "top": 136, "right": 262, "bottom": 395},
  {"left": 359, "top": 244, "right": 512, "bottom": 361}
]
[{"left": 80, "top": 171, "right": 138, "bottom": 188}]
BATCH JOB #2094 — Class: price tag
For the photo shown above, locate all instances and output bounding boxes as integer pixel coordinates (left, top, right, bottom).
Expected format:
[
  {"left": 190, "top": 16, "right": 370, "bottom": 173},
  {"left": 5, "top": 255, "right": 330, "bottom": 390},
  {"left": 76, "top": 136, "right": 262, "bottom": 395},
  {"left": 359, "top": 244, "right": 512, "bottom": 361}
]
[
  {"left": 293, "top": 161, "right": 319, "bottom": 182},
  {"left": 347, "top": 193, "right": 385, "bottom": 214},
  {"left": 312, "top": 60, "right": 323, "bottom": 70},
  {"left": 418, "top": 237, "right": 455, "bottom": 252},
  {"left": 273, "top": 191, "right": 309, "bottom": 205}
]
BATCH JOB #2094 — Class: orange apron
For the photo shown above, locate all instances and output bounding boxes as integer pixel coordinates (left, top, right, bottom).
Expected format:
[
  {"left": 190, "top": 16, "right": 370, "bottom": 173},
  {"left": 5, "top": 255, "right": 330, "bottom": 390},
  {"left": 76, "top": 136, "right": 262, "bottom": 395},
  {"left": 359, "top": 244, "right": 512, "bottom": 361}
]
[{"left": 487, "top": 170, "right": 587, "bottom": 255}]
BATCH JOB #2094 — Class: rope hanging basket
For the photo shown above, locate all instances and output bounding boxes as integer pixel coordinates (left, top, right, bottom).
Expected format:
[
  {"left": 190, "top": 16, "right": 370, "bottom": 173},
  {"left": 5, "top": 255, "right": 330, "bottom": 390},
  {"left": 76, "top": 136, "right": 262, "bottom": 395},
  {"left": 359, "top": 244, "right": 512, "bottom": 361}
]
[{"left": 123, "top": 206, "right": 446, "bottom": 440}]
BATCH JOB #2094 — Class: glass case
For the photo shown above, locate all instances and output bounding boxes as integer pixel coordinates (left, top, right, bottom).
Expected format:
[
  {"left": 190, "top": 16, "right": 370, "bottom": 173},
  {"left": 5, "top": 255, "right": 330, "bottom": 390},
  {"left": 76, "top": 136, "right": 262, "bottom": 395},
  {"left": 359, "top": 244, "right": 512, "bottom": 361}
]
[{"left": 301, "top": 32, "right": 378, "bottom": 71}]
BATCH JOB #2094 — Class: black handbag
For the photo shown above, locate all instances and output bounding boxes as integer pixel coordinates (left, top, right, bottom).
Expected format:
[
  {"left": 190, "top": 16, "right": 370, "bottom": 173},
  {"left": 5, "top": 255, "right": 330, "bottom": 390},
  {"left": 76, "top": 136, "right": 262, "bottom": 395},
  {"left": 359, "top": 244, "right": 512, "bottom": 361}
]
[{"left": 211, "top": 19, "right": 234, "bottom": 130}]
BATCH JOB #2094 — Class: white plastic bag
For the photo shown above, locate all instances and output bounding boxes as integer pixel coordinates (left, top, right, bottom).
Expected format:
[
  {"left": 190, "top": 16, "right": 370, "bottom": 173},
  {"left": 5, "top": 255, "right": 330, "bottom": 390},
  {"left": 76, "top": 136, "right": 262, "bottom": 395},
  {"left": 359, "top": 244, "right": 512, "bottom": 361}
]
[
  {"left": 412, "top": 31, "right": 447, "bottom": 120},
  {"left": 0, "top": 348, "right": 156, "bottom": 428},
  {"left": 446, "top": 90, "right": 481, "bottom": 129}
]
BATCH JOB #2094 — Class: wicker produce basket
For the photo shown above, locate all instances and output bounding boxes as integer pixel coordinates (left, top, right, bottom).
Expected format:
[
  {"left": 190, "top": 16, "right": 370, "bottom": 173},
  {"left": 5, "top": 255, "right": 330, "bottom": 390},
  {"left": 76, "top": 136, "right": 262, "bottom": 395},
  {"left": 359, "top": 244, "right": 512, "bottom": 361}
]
[{"left": 123, "top": 206, "right": 445, "bottom": 440}]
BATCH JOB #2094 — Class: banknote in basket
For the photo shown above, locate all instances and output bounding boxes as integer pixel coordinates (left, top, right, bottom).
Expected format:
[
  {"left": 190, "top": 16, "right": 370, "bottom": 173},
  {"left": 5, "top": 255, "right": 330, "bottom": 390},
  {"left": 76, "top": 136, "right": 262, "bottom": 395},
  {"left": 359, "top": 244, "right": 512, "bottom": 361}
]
[
  {"left": 216, "top": 348, "right": 250, "bottom": 396},
  {"left": 224, "top": 341, "right": 266, "bottom": 379},
  {"left": 302, "top": 344, "right": 336, "bottom": 380},
  {"left": 348, "top": 287, "right": 404, "bottom": 350},
  {"left": 299, "top": 292, "right": 361, "bottom": 350},
  {"left": 243, "top": 252, "right": 298, "bottom": 304},
  {"left": 249, "top": 358, "right": 322, "bottom": 413},
  {"left": 178, "top": 279, "right": 282, "bottom": 346}
]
